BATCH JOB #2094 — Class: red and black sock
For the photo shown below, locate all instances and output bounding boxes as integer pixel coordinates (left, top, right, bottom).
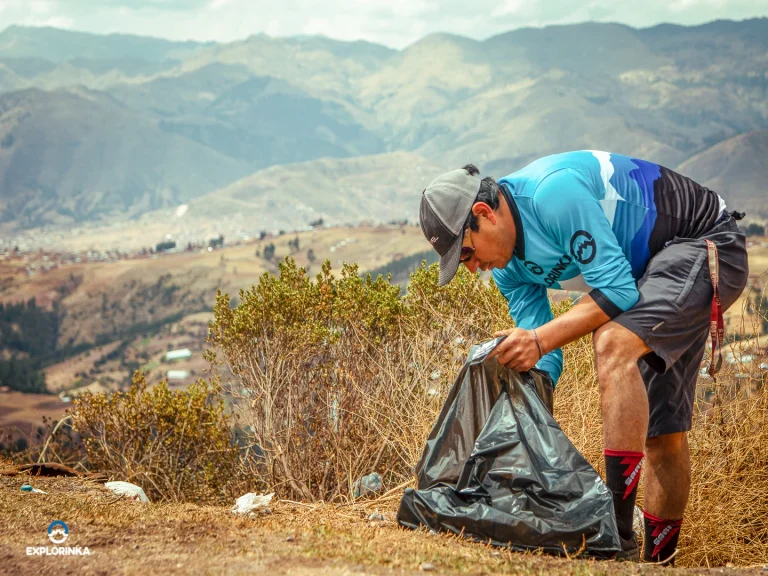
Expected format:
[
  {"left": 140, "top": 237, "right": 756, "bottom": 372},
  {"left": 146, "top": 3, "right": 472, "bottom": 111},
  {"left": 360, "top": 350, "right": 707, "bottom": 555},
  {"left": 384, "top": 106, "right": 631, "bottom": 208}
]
[
  {"left": 644, "top": 512, "right": 682, "bottom": 565},
  {"left": 604, "top": 449, "right": 643, "bottom": 540}
]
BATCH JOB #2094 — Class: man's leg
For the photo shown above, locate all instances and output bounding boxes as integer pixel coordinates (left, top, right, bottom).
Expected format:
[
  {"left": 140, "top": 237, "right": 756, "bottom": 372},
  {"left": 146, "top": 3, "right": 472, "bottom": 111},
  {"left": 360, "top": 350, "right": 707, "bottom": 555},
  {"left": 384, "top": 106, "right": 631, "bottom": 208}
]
[
  {"left": 597, "top": 214, "right": 748, "bottom": 563},
  {"left": 593, "top": 321, "right": 651, "bottom": 451},
  {"left": 637, "top": 331, "right": 705, "bottom": 565},
  {"left": 644, "top": 433, "right": 690, "bottom": 519},
  {"left": 642, "top": 432, "right": 689, "bottom": 563},
  {"left": 592, "top": 321, "right": 650, "bottom": 557}
]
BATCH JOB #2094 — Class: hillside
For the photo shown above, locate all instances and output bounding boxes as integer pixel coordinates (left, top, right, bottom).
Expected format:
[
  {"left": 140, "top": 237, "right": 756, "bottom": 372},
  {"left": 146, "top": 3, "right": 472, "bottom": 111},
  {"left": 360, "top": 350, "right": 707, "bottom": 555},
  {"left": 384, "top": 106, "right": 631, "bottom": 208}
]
[
  {"left": 0, "top": 88, "right": 250, "bottom": 228},
  {"left": 676, "top": 130, "right": 768, "bottom": 218},
  {"left": 179, "top": 33, "right": 395, "bottom": 100},
  {"left": 156, "top": 75, "right": 382, "bottom": 166},
  {"left": 0, "top": 225, "right": 427, "bottom": 344},
  {"left": 175, "top": 151, "right": 443, "bottom": 230},
  {"left": 0, "top": 20, "right": 767, "bottom": 229},
  {"left": 0, "top": 25, "right": 207, "bottom": 64},
  {"left": 0, "top": 225, "right": 429, "bottom": 397}
]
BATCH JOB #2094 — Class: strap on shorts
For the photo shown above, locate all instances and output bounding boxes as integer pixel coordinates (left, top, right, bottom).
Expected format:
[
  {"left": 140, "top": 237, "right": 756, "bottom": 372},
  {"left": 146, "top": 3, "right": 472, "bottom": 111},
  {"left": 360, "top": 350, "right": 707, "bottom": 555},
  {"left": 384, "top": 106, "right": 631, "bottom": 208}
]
[{"left": 705, "top": 239, "right": 724, "bottom": 380}]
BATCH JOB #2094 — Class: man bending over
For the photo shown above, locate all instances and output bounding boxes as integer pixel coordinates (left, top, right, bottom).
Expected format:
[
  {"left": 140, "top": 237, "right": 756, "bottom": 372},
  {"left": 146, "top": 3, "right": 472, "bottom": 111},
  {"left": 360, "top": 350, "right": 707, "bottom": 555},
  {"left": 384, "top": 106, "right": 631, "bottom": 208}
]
[{"left": 418, "top": 151, "right": 748, "bottom": 562}]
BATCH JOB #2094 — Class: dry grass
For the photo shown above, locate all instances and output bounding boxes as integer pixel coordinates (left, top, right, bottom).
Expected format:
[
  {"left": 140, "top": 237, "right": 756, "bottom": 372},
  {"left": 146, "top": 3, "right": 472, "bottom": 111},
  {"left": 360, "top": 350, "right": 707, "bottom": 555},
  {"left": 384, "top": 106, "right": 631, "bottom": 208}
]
[
  {"left": 2, "top": 469, "right": 763, "bottom": 575},
  {"left": 208, "top": 258, "right": 768, "bottom": 568},
  {"left": 554, "top": 328, "right": 768, "bottom": 567},
  {"left": 33, "top": 260, "right": 768, "bottom": 569}
]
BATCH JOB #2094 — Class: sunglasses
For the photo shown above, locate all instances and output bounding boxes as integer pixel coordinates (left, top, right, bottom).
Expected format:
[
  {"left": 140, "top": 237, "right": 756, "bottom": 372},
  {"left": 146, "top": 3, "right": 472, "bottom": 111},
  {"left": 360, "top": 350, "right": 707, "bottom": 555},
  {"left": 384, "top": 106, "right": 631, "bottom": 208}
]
[{"left": 459, "top": 227, "right": 475, "bottom": 263}]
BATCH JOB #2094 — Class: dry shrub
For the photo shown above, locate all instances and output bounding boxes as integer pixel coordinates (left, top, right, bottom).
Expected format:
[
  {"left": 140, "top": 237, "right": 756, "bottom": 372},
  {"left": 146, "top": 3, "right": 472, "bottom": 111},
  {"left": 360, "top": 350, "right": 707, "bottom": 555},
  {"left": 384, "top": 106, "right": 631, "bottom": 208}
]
[
  {"left": 207, "top": 258, "right": 513, "bottom": 501},
  {"left": 209, "top": 257, "right": 768, "bottom": 567},
  {"left": 70, "top": 370, "right": 253, "bottom": 504},
  {"left": 682, "top": 337, "right": 768, "bottom": 567},
  {"left": 57, "top": 255, "right": 765, "bottom": 566}
]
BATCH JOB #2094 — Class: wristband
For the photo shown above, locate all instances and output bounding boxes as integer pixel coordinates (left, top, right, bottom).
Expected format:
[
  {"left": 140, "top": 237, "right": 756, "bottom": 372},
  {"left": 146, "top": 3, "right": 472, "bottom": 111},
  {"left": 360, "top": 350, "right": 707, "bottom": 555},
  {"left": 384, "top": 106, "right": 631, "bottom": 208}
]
[{"left": 532, "top": 329, "right": 543, "bottom": 360}]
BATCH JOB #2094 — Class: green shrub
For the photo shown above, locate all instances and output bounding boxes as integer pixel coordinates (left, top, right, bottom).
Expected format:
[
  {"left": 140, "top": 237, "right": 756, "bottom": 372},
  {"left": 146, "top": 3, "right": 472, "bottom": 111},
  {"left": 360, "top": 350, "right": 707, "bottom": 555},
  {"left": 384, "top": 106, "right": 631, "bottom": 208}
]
[
  {"left": 205, "top": 257, "right": 528, "bottom": 501},
  {"left": 61, "top": 253, "right": 768, "bottom": 567},
  {"left": 71, "top": 371, "right": 254, "bottom": 503}
]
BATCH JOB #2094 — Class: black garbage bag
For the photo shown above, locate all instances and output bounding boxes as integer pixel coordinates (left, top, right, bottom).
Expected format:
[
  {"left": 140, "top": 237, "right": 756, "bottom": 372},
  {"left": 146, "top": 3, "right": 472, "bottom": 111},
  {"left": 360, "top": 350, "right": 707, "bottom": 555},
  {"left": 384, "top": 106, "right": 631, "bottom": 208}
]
[{"left": 397, "top": 338, "right": 621, "bottom": 558}]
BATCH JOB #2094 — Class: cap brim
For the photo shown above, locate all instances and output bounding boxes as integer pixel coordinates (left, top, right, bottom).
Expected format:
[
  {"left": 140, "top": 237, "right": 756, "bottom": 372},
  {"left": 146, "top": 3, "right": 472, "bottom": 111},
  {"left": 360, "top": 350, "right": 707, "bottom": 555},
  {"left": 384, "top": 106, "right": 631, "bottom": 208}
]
[{"left": 438, "top": 236, "right": 462, "bottom": 287}]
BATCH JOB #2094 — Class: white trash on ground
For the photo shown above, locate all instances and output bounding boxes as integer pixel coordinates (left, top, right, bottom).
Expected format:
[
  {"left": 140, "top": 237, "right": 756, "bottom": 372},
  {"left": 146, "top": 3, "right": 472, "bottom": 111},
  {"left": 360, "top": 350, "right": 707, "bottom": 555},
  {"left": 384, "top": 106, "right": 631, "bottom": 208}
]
[
  {"left": 104, "top": 481, "right": 150, "bottom": 503},
  {"left": 232, "top": 492, "right": 274, "bottom": 516},
  {"left": 20, "top": 484, "right": 47, "bottom": 494}
]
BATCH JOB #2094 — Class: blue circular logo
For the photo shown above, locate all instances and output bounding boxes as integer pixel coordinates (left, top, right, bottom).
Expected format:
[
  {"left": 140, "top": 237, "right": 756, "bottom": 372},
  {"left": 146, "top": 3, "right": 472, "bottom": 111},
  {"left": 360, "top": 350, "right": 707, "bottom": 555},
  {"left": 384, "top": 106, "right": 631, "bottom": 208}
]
[
  {"left": 570, "top": 230, "right": 597, "bottom": 265},
  {"left": 47, "top": 520, "right": 69, "bottom": 544}
]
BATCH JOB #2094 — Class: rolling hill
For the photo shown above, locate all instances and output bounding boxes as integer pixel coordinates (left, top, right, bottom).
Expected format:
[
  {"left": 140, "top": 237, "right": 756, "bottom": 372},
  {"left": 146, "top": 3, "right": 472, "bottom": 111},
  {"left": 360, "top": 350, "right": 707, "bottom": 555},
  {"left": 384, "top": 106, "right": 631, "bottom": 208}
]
[
  {"left": 0, "top": 224, "right": 431, "bottom": 394},
  {"left": 0, "top": 88, "right": 250, "bottom": 228},
  {"left": 173, "top": 151, "right": 443, "bottom": 231},
  {"left": 0, "top": 20, "right": 766, "bottom": 230},
  {"left": 0, "top": 25, "right": 207, "bottom": 64},
  {"left": 676, "top": 130, "right": 768, "bottom": 218},
  {"left": 154, "top": 74, "right": 383, "bottom": 165}
]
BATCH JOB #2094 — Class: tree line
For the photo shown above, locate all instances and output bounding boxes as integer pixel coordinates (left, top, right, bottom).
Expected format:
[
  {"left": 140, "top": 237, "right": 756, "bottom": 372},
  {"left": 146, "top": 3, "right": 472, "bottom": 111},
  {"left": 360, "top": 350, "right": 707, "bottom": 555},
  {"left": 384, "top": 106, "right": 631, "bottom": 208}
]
[{"left": 0, "top": 299, "right": 59, "bottom": 393}]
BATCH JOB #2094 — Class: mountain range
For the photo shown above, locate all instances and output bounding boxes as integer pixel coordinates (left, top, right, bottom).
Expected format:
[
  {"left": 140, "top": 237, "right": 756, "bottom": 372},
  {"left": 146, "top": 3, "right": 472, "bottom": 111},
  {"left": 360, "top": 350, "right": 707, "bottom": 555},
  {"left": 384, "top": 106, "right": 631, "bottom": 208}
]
[{"left": 0, "top": 19, "right": 766, "bottom": 231}]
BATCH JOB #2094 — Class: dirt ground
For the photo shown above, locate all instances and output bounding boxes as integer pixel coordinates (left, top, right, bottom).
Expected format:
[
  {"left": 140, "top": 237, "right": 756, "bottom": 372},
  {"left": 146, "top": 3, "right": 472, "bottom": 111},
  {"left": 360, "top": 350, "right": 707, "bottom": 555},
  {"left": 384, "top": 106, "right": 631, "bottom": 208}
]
[
  {"left": 0, "top": 392, "right": 69, "bottom": 438},
  {"left": 43, "top": 341, "right": 124, "bottom": 393},
  {"left": 1, "top": 473, "right": 766, "bottom": 576}
]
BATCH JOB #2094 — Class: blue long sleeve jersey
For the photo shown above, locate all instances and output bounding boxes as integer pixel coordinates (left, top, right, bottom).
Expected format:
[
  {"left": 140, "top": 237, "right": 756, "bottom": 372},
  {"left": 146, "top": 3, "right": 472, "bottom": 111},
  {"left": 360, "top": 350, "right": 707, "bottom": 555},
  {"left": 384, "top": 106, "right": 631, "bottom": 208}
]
[{"left": 492, "top": 151, "right": 726, "bottom": 386}]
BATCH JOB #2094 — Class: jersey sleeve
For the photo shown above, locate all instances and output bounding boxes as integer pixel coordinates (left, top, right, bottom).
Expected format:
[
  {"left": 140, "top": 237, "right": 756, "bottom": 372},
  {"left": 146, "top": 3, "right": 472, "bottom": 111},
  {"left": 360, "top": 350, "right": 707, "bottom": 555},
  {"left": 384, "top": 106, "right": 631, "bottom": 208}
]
[
  {"left": 492, "top": 269, "right": 564, "bottom": 386},
  {"left": 533, "top": 168, "right": 639, "bottom": 317}
]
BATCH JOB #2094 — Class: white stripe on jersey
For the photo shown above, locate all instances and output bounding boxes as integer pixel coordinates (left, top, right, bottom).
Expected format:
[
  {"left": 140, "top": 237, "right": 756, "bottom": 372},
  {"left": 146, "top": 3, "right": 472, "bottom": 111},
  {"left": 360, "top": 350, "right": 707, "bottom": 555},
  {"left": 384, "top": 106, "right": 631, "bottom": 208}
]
[
  {"left": 589, "top": 150, "right": 625, "bottom": 226},
  {"left": 717, "top": 194, "right": 727, "bottom": 218}
]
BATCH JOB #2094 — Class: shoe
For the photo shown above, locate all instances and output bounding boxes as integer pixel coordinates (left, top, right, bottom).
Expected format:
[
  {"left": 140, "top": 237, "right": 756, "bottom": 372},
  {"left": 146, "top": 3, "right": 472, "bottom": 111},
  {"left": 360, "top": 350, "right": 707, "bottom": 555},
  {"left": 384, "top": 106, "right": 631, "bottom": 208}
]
[{"left": 614, "top": 533, "right": 640, "bottom": 562}]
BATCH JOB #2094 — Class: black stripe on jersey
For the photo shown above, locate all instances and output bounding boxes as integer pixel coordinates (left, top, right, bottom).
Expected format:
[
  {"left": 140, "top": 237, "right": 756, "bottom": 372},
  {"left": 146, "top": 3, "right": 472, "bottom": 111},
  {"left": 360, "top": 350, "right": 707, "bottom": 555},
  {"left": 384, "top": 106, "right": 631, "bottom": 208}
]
[{"left": 647, "top": 165, "right": 722, "bottom": 258}]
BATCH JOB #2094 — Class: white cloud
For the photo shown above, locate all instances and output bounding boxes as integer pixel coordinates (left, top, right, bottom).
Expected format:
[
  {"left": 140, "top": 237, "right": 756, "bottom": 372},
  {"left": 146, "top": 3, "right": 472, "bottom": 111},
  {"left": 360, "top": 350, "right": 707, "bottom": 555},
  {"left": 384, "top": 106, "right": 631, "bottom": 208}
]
[
  {"left": 491, "top": 0, "right": 528, "bottom": 18},
  {"left": 669, "top": 0, "right": 730, "bottom": 12},
  {"left": 0, "top": 0, "right": 73, "bottom": 29},
  {"left": 37, "top": 16, "right": 74, "bottom": 28},
  {"left": 29, "top": 1, "right": 55, "bottom": 16},
  {"left": 207, "top": 0, "right": 234, "bottom": 10}
]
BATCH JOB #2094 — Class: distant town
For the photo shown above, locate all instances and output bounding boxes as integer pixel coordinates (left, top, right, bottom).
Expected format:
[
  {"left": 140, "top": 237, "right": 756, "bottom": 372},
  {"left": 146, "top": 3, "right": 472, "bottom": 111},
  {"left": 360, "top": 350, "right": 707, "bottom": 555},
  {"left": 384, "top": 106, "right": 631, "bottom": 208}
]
[{"left": 0, "top": 213, "right": 417, "bottom": 281}]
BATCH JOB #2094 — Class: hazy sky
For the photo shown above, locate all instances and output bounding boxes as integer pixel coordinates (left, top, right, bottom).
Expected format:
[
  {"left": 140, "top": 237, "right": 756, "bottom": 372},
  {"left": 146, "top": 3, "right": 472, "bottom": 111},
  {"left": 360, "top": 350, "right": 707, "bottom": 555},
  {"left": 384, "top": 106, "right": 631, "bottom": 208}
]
[{"left": 1, "top": 0, "right": 767, "bottom": 48}]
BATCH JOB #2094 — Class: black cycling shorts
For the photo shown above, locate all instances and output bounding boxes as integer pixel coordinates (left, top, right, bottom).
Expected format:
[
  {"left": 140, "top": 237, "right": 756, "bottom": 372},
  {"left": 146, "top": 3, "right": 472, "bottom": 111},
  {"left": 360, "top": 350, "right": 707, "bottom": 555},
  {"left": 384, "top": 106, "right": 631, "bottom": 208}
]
[{"left": 612, "top": 214, "right": 748, "bottom": 437}]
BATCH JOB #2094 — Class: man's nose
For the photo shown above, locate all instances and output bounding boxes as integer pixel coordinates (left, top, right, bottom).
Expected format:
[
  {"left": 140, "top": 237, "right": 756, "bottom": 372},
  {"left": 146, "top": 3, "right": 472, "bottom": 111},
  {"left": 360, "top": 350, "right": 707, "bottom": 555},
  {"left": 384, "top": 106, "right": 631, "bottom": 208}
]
[{"left": 463, "top": 259, "right": 479, "bottom": 274}]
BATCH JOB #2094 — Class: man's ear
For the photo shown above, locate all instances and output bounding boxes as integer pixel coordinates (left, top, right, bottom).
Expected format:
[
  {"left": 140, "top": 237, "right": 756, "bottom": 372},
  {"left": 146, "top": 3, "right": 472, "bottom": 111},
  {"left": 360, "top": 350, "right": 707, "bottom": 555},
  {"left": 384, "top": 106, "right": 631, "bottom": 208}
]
[{"left": 472, "top": 202, "right": 497, "bottom": 225}]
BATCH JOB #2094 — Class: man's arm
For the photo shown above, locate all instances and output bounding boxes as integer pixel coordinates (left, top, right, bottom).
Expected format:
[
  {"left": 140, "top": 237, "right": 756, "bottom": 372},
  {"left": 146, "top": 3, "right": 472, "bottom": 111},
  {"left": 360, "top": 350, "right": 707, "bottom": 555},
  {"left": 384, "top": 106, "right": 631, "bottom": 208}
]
[
  {"left": 490, "top": 293, "right": 609, "bottom": 373},
  {"left": 536, "top": 293, "right": 609, "bottom": 353},
  {"left": 491, "top": 271, "right": 564, "bottom": 385}
]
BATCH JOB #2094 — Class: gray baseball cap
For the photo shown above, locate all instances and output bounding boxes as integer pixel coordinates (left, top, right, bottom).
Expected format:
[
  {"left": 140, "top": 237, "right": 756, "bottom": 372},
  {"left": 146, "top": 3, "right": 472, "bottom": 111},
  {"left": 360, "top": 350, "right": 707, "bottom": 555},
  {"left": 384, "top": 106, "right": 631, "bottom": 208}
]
[{"left": 419, "top": 167, "right": 481, "bottom": 286}]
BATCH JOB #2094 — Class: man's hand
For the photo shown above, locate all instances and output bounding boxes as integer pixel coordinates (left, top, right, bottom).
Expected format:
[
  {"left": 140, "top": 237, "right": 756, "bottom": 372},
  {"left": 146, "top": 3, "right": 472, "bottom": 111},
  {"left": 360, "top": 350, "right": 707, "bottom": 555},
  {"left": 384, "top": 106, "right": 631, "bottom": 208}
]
[{"left": 488, "top": 327, "right": 542, "bottom": 371}]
